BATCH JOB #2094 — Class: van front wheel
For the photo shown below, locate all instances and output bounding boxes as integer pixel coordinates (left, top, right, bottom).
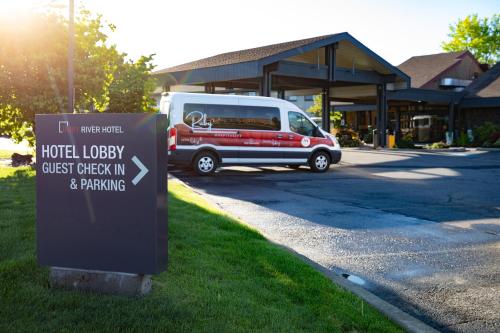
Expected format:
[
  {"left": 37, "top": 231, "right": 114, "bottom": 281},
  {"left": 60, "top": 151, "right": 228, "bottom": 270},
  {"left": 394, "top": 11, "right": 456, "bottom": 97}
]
[
  {"left": 309, "top": 151, "right": 331, "bottom": 173},
  {"left": 193, "top": 151, "right": 218, "bottom": 176}
]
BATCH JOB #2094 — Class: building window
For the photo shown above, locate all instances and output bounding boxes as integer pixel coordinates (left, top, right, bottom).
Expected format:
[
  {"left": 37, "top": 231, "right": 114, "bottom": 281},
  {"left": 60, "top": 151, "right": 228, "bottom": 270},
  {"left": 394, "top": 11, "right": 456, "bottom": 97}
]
[
  {"left": 287, "top": 96, "right": 298, "bottom": 102},
  {"left": 304, "top": 95, "right": 314, "bottom": 101}
]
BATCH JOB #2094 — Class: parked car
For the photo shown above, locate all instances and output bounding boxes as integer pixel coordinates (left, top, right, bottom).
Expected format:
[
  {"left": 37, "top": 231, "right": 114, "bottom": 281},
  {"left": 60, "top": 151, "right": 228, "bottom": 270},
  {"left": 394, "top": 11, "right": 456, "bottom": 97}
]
[
  {"left": 411, "top": 115, "right": 446, "bottom": 143},
  {"left": 160, "top": 92, "right": 341, "bottom": 175}
]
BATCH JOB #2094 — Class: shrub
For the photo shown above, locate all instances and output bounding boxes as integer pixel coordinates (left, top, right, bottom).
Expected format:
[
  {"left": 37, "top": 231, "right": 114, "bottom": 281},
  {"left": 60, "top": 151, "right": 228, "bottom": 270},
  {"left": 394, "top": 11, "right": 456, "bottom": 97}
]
[
  {"left": 425, "top": 141, "right": 449, "bottom": 149},
  {"left": 362, "top": 126, "right": 373, "bottom": 143},
  {"left": 473, "top": 122, "right": 500, "bottom": 147},
  {"left": 453, "top": 132, "right": 471, "bottom": 147},
  {"left": 395, "top": 132, "right": 416, "bottom": 149},
  {"left": 336, "top": 128, "right": 362, "bottom": 147}
]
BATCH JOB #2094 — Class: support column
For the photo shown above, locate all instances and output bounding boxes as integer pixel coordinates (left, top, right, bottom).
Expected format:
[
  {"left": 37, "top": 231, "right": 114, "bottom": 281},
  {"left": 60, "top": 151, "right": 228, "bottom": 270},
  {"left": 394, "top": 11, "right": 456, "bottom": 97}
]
[
  {"left": 326, "top": 43, "right": 338, "bottom": 82},
  {"left": 260, "top": 70, "right": 271, "bottom": 97},
  {"left": 376, "top": 84, "right": 388, "bottom": 147},
  {"left": 277, "top": 90, "right": 285, "bottom": 100},
  {"left": 448, "top": 102, "right": 455, "bottom": 136},
  {"left": 395, "top": 107, "right": 401, "bottom": 142},
  {"left": 204, "top": 83, "right": 215, "bottom": 94},
  {"left": 321, "top": 87, "right": 330, "bottom": 132}
]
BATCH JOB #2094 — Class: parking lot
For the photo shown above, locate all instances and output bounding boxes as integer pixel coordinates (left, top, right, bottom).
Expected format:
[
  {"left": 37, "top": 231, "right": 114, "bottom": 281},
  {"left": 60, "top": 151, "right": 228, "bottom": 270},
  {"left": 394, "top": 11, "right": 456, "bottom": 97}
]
[{"left": 174, "top": 149, "right": 500, "bottom": 333}]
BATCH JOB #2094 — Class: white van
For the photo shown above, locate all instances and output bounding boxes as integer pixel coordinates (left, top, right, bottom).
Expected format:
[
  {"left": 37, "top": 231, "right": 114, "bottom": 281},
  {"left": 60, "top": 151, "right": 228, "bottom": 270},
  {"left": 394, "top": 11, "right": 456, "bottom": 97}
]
[{"left": 160, "top": 92, "right": 341, "bottom": 175}]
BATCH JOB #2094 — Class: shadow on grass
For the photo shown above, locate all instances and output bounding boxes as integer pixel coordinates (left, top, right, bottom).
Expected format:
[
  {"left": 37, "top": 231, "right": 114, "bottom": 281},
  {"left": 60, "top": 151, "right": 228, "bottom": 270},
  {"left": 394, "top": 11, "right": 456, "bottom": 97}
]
[{"left": 0, "top": 167, "right": 402, "bottom": 332}]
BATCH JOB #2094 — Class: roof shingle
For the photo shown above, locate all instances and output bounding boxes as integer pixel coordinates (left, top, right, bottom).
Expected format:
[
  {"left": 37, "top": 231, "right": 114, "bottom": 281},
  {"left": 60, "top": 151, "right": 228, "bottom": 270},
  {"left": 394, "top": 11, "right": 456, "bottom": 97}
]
[
  {"left": 398, "top": 51, "right": 468, "bottom": 88},
  {"left": 154, "top": 34, "right": 341, "bottom": 74},
  {"left": 464, "top": 62, "right": 500, "bottom": 98}
]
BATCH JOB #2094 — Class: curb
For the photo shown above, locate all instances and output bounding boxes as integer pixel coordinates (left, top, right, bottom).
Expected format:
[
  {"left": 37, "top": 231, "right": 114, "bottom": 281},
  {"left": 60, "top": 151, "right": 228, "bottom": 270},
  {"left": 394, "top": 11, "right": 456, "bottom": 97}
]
[
  {"left": 343, "top": 147, "right": 466, "bottom": 153},
  {"left": 275, "top": 245, "right": 440, "bottom": 333},
  {"left": 168, "top": 173, "right": 440, "bottom": 333}
]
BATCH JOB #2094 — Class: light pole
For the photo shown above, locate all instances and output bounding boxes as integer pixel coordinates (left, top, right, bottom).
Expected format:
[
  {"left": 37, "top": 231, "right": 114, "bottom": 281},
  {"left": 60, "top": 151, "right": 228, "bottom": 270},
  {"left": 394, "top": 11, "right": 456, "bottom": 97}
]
[{"left": 67, "top": 0, "right": 74, "bottom": 113}]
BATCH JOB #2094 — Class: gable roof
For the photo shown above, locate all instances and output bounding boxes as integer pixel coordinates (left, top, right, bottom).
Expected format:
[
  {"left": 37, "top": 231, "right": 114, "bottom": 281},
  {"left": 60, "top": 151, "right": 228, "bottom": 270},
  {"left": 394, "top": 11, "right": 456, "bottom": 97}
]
[
  {"left": 153, "top": 33, "right": 410, "bottom": 86},
  {"left": 464, "top": 62, "right": 500, "bottom": 98},
  {"left": 398, "top": 51, "right": 470, "bottom": 88},
  {"left": 155, "top": 34, "right": 339, "bottom": 74}
]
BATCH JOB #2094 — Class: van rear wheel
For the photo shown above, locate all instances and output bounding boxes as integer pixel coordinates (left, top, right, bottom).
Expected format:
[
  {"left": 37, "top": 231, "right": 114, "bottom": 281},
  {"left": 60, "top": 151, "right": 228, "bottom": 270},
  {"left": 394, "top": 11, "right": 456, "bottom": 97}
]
[
  {"left": 193, "top": 151, "right": 218, "bottom": 176},
  {"left": 309, "top": 151, "right": 331, "bottom": 173}
]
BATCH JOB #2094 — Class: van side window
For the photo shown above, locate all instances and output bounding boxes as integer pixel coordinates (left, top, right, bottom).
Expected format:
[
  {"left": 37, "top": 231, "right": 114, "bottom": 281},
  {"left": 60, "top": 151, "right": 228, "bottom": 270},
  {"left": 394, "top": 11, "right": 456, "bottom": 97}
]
[
  {"left": 288, "top": 112, "right": 318, "bottom": 137},
  {"left": 183, "top": 103, "right": 281, "bottom": 131}
]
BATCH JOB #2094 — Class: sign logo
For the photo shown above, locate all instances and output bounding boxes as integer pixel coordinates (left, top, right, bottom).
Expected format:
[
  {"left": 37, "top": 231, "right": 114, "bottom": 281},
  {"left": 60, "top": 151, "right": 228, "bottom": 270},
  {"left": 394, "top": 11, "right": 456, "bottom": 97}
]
[
  {"left": 58, "top": 120, "right": 79, "bottom": 134},
  {"left": 58, "top": 121, "right": 69, "bottom": 133},
  {"left": 301, "top": 137, "right": 311, "bottom": 147}
]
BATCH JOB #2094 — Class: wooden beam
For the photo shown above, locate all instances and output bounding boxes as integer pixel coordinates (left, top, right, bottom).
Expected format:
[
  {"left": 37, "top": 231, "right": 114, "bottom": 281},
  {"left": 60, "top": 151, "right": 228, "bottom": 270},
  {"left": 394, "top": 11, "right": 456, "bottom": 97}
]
[
  {"left": 326, "top": 43, "right": 338, "bottom": 82},
  {"left": 275, "top": 60, "right": 385, "bottom": 84}
]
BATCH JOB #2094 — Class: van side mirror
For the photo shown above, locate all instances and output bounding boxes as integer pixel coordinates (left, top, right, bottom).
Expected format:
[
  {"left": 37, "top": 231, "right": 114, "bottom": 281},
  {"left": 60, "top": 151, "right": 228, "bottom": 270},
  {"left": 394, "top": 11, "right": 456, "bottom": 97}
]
[{"left": 313, "top": 126, "right": 323, "bottom": 138}]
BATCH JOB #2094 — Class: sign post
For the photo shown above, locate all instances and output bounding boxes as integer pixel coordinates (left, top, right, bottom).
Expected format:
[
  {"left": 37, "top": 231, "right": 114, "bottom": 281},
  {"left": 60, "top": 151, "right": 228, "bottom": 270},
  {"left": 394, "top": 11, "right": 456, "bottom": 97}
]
[{"left": 36, "top": 113, "right": 168, "bottom": 296}]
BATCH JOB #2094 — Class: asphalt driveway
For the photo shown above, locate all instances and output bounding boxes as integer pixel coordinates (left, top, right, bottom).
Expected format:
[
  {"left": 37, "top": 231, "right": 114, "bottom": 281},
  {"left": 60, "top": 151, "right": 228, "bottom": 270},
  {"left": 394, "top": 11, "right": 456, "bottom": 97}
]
[{"left": 173, "top": 148, "right": 500, "bottom": 333}]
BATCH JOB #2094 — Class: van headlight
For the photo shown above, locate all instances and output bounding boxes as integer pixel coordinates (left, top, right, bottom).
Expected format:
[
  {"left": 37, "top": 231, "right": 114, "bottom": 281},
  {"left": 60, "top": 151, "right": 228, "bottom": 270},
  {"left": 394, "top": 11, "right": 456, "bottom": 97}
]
[{"left": 329, "top": 134, "right": 340, "bottom": 147}]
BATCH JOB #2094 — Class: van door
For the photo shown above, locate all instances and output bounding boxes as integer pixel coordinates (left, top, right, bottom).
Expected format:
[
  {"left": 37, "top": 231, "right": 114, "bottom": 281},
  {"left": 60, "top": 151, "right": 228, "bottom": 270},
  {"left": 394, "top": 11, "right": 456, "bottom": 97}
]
[
  {"left": 282, "top": 111, "right": 322, "bottom": 162},
  {"left": 236, "top": 99, "right": 285, "bottom": 163}
]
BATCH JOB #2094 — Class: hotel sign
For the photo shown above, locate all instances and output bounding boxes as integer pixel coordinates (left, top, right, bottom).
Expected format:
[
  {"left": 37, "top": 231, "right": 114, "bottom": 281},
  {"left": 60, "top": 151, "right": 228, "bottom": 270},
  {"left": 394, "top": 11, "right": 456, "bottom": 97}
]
[{"left": 36, "top": 113, "right": 168, "bottom": 274}]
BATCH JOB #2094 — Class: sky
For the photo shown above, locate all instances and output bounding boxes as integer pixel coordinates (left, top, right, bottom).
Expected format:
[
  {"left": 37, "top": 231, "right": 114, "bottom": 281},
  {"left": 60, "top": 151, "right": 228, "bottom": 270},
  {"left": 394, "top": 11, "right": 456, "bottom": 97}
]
[{"left": 1, "top": 0, "right": 499, "bottom": 70}]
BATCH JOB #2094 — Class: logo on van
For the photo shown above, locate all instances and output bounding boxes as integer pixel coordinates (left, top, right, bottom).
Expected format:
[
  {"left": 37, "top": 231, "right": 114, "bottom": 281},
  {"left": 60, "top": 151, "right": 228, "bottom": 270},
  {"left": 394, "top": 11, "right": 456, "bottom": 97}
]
[
  {"left": 301, "top": 137, "right": 311, "bottom": 147},
  {"left": 186, "top": 111, "right": 212, "bottom": 130}
]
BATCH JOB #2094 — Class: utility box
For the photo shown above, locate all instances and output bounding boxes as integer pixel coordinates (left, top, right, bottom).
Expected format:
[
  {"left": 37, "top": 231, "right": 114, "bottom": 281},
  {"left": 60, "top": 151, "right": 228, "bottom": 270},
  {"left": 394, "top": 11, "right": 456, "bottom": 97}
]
[
  {"left": 388, "top": 134, "right": 396, "bottom": 148},
  {"left": 36, "top": 113, "right": 168, "bottom": 275}
]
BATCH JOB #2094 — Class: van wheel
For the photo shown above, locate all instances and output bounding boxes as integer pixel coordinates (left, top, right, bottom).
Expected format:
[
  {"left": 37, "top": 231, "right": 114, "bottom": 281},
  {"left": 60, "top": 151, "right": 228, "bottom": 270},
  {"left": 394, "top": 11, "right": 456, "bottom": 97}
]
[
  {"left": 193, "top": 151, "right": 218, "bottom": 176},
  {"left": 309, "top": 151, "right": 331, "bottom": 173}
]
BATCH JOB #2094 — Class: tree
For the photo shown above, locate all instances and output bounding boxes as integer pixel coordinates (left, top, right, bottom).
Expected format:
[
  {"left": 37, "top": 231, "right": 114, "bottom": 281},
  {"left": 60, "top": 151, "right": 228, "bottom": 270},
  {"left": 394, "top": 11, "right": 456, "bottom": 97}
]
[
  {"left": 306, "top": 94, "right": 342, "bottom": 128},
  {"left": 107, "top": 55, "right": 158, "bottom": 113},
  {"left": 0, "top": 9, "right": 157, "bottom": 145},
  {"left": 441, "top": 14, "right": 500, "bottom": 65}
]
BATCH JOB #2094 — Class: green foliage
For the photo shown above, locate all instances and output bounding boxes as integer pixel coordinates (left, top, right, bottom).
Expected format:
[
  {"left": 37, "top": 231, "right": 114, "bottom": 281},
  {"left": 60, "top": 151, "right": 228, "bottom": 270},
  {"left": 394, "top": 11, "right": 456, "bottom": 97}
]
[
  {"left": 107, "top": 55, "right": 158, "bottom": 113},
  {"left": 336, "top": 128, "right": 361, "bottom": 147},
  {"left": 362, "top": 126, "right": 373, "bottom": 143},
  {"left": 331, "top": 109, "right": 343, "bottom": 128},
  {"left": 441, "top": 14, "right": 500, "bottom": 65},
  {"left": 0, "top": 9, "right": 156, "bottom": 145},
  {"left": 454, "top": 132, "right": 471, "bottom": 147},
  {"left": 473, "top": 122, "right": 500, "bottom": 147},
  {"left": 425, "top": 141, "right": 449, "bottom": 149},
  {"left": 306, "top": 95, "right": 342, "bottom": 128},
  {"left": 395, "top": 132, "right": 416, "bottom": 149},
  {"left": 306, "top": 95, "right": 322, "bottom": 116},
  {"left": 0, "top": 166, "right": 402, "bottom": 332},
  {"left": 0, "top": 105, "right": 34, "bottom": 145}
]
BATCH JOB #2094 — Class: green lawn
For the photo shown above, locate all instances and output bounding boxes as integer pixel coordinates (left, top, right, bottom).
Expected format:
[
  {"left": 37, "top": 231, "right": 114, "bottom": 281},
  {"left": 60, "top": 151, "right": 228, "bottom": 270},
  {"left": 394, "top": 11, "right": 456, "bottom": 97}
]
[
  {"left": 0, "top": 149, "right": 15, "bottom": 159},
  {"left": 0, "top": 166, "right": 402, "bottom": 332}
]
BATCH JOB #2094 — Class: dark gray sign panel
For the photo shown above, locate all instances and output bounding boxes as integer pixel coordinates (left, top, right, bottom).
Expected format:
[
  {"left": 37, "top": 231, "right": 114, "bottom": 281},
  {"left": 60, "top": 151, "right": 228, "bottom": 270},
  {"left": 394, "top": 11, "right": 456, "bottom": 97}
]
[{"left": 36, "top": 113, "right": 168, "bottom": 274}]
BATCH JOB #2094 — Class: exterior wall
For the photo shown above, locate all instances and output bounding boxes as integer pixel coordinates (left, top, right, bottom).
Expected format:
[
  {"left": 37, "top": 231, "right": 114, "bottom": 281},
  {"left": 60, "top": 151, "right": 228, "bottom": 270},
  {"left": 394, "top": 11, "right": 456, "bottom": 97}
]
[
  {"left": 422, "top": 55, "right": 483, "bottom": 90},
  {"left": 461, "top": 108, "right": 500, "bottom": 129}
]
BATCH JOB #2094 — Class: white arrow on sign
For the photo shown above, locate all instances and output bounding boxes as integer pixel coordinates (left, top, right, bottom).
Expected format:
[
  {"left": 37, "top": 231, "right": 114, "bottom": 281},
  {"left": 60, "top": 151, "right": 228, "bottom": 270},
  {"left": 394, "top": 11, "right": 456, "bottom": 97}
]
[{"left": 131, "top": 156, "right": 149, "bottom": 185}]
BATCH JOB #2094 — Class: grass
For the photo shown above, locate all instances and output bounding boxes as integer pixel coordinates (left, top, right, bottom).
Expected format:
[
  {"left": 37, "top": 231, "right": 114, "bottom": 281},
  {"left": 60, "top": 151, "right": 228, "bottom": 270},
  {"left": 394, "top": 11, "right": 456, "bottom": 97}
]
[
  {"left": 0, "top": 149, "right": 15, "bottom": 159},
  {"left": 0, "top": 165, "right": 402, "bottom": 332},
  {"left": 0, "top": 149, "right": 34, "bottom": 159}
]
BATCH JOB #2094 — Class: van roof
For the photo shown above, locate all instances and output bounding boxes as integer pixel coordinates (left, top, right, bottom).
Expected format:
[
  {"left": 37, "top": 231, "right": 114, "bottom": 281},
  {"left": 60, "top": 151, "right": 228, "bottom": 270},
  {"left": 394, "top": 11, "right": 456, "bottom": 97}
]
[
  {"left": 161, "top": 92, "right": 309, "bottom": 113},
  {"left": 163, "top": 92, "right": 278, "bottom": 101}
]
